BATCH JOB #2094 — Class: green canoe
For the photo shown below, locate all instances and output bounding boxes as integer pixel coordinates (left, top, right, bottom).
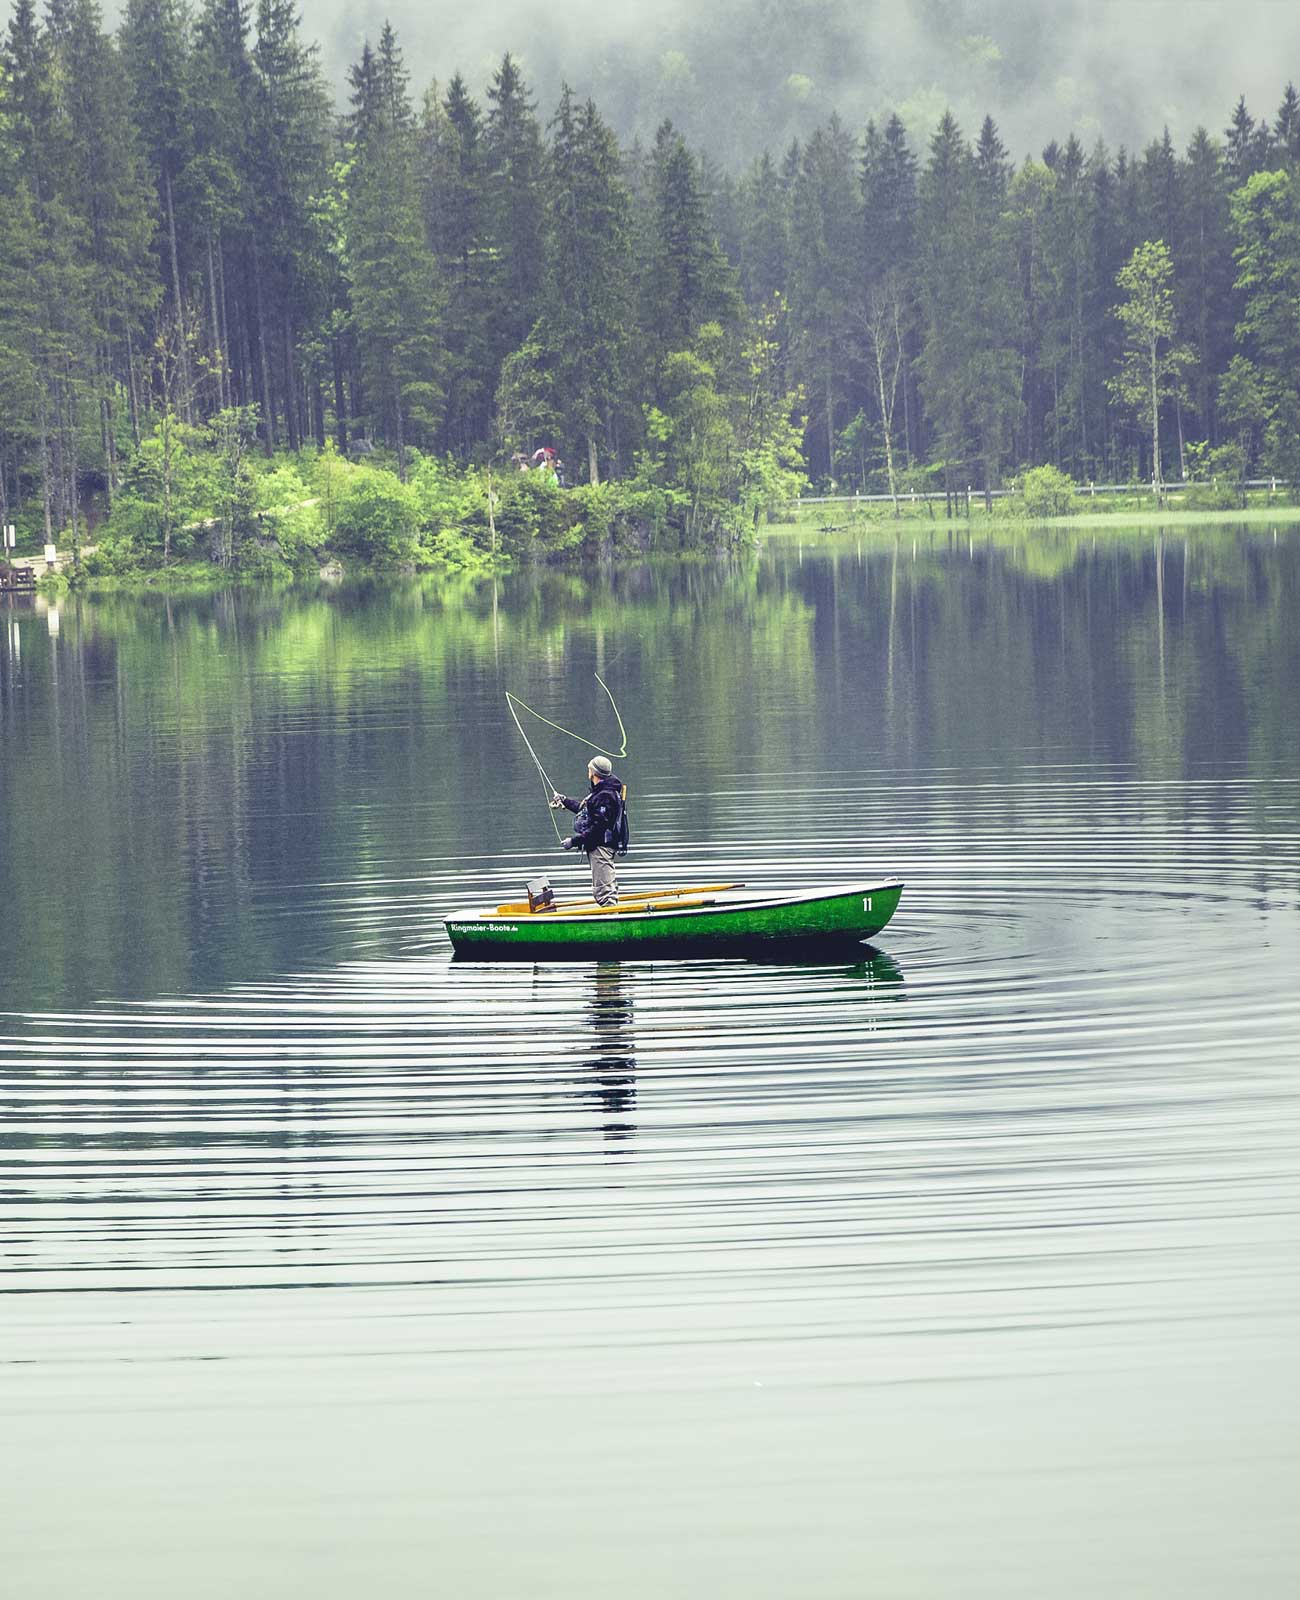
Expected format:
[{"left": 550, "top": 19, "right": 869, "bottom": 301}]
[{"left": 445, "top": 878, "right": 903, "bottom": 959}]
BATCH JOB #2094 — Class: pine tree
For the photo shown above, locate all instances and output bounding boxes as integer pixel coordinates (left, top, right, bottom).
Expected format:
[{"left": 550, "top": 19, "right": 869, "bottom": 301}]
[
  {"left": 737, "top": 151, "right": 789, "bottom": 307},
  {"left": 969, "top": 118, "right": 1020, "bottom": 490},
  {"left": 1139, "top": 129, "right": 1181, "bottom": 251},
  {"left": 787, "top": 116, "right": 859, "bottom": 481},
  {"left": 861, "top": 113, "right": 917, "bottom": 282},
  {"left": 47, "top": 0, "right": 158, "bottom": 491},
  {"left": 644, "top": 122, "right": 739, "bottom": 364},
  {"left": 122, "top": 0, "right": 199, "bottom": 416},
  {"left": 859, "top": 113, "right": 919, "bottom": 484},
  {"left": 0, "top": 116, "right": 43, "bottom": 528},
  {"left": 915, "top": 111, "right": 1019, "bottom": 497},
  {"left": 1006, "top": 157, "right": 1055, "bottom": 466},
  {"left": 973, "top": 114, "right": 1010, "bottom": 204},
  {"left": 536, "top": 87, "right": 634, "bottom": 483},
  {"left": 249, "top": 0, "right": 331, "bottom": 450},
  {"left": 916, "top": 111, "right": 971, "bottom": 492},
  {"left": 344, "top": 29, "right": 443, "bottom": 475},
  {"left": 1229, "top": 168, "right": 1300, "bottom": 478},
  {"left": 1275, "top": 84, "right": 1300, "bottom": 161},
  {"left": 190, "top": 0, "right": 264, "bottom": 428},
  {"left": 484, "top": 54, "right": 545, "bottom": 363},
  {"left": 425, "top": 73, "right": 492, "bottom": 455},
  {"left": 1225, "top": 96, "right": 1261, "bottom": 186},
  {"left": 3, "top": 0, "right": 95, "bottom": 543},
  {"left": 1037, "top": 134, "right": 1094, "bottom": 471},
  {"left": 1180, "top": 127, "right": 1235, "bottom": 443}
]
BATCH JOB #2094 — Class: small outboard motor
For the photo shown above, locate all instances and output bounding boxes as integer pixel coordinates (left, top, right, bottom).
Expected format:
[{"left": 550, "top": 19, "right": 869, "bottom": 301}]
[{"left": 526, "top": 876, "right": 556, "bottom": 913}]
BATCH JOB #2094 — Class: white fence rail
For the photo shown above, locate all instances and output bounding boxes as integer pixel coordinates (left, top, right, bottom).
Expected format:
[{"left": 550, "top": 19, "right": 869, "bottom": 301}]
[{"left": 791, "top": 478, "right": 1293, "bottom": 509}]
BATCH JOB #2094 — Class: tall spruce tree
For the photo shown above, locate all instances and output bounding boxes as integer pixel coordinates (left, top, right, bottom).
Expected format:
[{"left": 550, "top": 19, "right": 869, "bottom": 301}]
[
  {"left": 787, "top": 116, "right": 859, "bottom": 481},
  {"left": 916, "top": 110, "right": 972, "bottom": 495},
  {"left": 1229, "top": 167, "right": 1300, "bottom": 478},
  {"left": 644, "top": 121, "right": 739, "bottom": 365},
  {"left": 1179, "top": 127, "right": 1235, "bottom": 443},
  {"left": 424, "top": 73, "right": 492, "bottom": 455},
  {"left": 737, "top": 151, "right": 790, "bottom": 307},
  {"left": 484, "top": 54, "right": 545, "bottom": 365},
  {"left": 535, "top": 86, "right": 634, "bottom": 483},
  {"left": 249, "top": 0, "right": 331, "bottom": 450},
  {"left": 860, "top": 114, "right": 919, "bottom": 486},
  {"left": 121, "top": 0, "right": 199, "bottom": 417},
  {"left": 1037, "top": 134, "right": 1094, "bottom": 471},
  {"left": 1275, "top": 84, "right": 1300, "bottom": 161},
  {"left": 344, "top": 29, "right": 444, "bottom": 475},
  {"left": 46, "top": 0, "right": 157, "bottom": 490}
]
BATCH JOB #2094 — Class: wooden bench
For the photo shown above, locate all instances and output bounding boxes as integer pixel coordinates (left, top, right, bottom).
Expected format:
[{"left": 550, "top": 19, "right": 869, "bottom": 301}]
[{"left": 0, "top": 564, "right": 37, "bottom": 592}]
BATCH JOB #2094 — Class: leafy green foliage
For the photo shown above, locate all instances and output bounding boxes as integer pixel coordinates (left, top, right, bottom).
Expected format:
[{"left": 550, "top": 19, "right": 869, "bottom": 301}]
[
  {"left": 1019, "top": 464, "right": 1077, "bottom": 517},
  {"left": 331, "top": 468, "right": 419, "bottom": 563},
  {"left": 1109, "top": 240, "right": 1194, "bottom": 488}
]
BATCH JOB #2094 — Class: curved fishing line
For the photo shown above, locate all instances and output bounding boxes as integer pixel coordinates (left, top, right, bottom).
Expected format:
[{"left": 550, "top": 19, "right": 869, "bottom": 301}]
[
  {"left": 507, "top": 693, "right": 565, "bottom": 842},
  {"left": 504, "top": 674, "right": 629, "bottom": 759}
]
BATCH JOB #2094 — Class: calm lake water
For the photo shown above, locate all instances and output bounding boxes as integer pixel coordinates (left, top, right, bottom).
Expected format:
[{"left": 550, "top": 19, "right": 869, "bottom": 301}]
[{"left": 3, "top": 521, "right": 1299, "bottom": 1597}]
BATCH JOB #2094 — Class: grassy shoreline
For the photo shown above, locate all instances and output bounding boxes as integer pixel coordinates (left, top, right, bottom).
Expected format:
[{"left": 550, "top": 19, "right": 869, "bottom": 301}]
[
  {"left": 774, "top": 499, "right": 1300, "bottom": 536},
  {"left": 14, "top": 498, "right": 1300, "bottom": 599}
]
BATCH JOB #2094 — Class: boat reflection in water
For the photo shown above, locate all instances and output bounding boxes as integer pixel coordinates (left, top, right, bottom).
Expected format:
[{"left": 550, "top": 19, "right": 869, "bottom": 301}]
[
  {"left": 583, "top": 961, "right": 637, "bottom": 1146},
  {"left": 555, "top": 943, "right": 905, "bottom": 1148}
]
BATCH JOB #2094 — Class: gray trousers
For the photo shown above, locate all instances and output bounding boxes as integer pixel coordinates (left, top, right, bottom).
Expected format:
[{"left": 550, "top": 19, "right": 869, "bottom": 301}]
[{"left": 587, "top": 845, "right": 619, "bottom": 905}]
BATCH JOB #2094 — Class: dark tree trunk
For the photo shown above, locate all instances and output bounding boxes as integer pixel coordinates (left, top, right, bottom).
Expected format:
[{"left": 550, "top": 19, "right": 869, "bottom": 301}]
[
  {"left": 250, "top": 239, "right": 276, "bottom": 453},
  {"left": 125, "top": 324, "right": 142, "bottom": 448},
  {"left": 332, "top": 335, "right": 348, "bottom": 453},
  {"left": 207, "top": 233, "right": 226, "bottom": 410},
  {"left": 163, "top": 168, "right": 193, "bottom": 423},
  {"left": 282, "top": 314, "right": 300, "bottom": 452}
]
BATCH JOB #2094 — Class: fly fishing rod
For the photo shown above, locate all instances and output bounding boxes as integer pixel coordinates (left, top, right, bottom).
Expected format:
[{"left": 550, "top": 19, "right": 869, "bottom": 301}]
[{"left": 505, "top": 674, "right": 630, "bottom": 841}]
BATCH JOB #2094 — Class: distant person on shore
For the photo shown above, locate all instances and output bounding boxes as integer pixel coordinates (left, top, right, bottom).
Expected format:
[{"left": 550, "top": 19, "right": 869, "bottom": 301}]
[{"left": 551, "top": 755, "right": 628, "bottom": 906}]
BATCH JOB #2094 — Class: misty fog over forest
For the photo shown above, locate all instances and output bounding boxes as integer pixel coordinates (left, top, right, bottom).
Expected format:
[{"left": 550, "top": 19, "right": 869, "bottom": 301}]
[{"left": 240, "top": 0, "right": 1293, "bottom": 165}]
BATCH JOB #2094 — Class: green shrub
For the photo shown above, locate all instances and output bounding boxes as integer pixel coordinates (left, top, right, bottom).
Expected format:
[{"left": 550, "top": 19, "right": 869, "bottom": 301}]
[
  {"left": 234, "top": 538, "right": 292, "bottom": 580},
  {"left": 1182, "top": 442, "right": 1247, "bottom": 508},
  {"left": 255, "top": 462, "right": 325, "bottom": 564},
  {"left": 1020, "top": 464, "right": 1077, "bottom": 518},
  {"left": 1182, "top": 481, "right": 1244, "bottom": 509},
  {"left": 563, "top": 482, "right": 616, "bottom": 553},
  {"left": 82, "top": 539, "right": 143, "bottom": 576},
  {"left": 490, "top": 470, "right": 576, "bottom": 554},
  {"left": 421, "top": 526, "right": 495, "bottom": 572},
  {"left": 331, "top": 469, "right": 419, "bottom": 563},
  {"left": 410, "top": 455, "right": 478, "bottom": 535}
]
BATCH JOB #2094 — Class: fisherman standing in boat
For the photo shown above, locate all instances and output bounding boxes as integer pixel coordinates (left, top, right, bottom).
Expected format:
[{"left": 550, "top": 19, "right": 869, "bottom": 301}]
[{"left": 551, "top": 755, "right": 628, "bottom": 906}]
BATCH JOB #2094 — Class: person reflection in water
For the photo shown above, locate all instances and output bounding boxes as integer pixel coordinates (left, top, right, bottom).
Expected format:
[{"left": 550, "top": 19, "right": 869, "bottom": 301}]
[
  {"left": 586, "top": 963, "right": 636, "bottom": 1146},
  {"left": 550, "top": 754, "right": 628, "bottom": 906}
]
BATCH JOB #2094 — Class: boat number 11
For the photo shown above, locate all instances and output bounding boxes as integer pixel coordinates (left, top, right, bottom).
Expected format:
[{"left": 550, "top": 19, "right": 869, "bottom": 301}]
[{"left": 862, "top": 896, "right": 873, "bottom": 911}]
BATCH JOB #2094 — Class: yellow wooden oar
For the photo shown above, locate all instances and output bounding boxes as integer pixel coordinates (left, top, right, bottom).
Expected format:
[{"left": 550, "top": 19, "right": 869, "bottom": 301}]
[
  {"left": 494, "top": 882, "right": 743, "bottom": 916},
  {"left": 533, "top": 895, "right": 725, "bottom": 919}
]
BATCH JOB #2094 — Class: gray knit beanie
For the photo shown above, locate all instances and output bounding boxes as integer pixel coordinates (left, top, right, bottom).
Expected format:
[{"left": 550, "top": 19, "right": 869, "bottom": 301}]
[{"left": 589, "top": 755, "right": 613, "bottom": 775}]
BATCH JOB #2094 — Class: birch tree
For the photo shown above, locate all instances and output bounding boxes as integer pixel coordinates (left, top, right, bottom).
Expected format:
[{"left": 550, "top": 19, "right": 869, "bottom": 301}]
[{"left": 1110, "top": 240, "right": 1192, "bottom": 492}]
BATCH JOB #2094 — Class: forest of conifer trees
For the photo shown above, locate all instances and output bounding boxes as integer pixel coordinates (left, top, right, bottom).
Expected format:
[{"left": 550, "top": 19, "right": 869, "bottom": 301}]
[{"left": 2, "top": 0, "right": 1300, "bottom": 568}]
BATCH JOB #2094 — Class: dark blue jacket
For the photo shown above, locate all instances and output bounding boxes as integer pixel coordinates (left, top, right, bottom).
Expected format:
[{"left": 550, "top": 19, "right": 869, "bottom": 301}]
[{"left": 560, "top": 775, "right": 626, "bottom": 852}]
